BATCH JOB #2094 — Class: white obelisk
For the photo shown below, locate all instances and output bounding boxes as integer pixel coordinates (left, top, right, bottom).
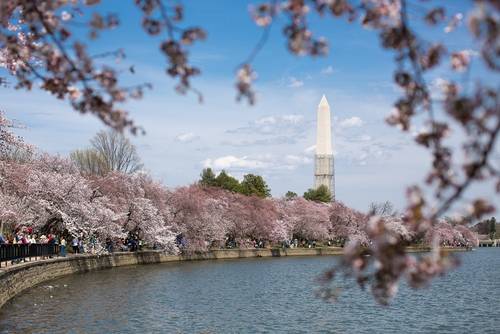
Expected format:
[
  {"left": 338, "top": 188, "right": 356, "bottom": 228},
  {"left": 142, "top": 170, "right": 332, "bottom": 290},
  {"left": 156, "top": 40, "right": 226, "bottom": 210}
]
[{"left": 314, "top": 95, "right": 335, "bottom": 200}]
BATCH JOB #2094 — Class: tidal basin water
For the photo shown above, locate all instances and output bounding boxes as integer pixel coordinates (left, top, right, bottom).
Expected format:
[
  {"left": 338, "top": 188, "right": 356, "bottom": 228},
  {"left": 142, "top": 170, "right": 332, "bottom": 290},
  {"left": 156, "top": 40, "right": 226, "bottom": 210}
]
[{"left": 0, "top": 248, "right": 498, "bottom": 334}]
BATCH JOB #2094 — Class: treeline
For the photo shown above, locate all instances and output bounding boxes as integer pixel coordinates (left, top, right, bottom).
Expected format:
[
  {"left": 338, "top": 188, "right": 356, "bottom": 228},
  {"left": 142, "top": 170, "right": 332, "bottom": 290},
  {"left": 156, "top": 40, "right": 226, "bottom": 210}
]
[
  {"left": 199, "top": 168, "right": 271, "bottom": 198},
  {"left": 0, "top": 153, "right": 479, "bottom": 254},
  {"left": 0, "top": 128, "right": 479, "bottom": 254},
  {"left": 471, "top": 217, "right": 498, "bottom": 239},
  {"left": 0, "top": 152, "right": 371, "bottom": 253},
  {"left": 200, "top": 168, "right": 332, "bottom": 203}
]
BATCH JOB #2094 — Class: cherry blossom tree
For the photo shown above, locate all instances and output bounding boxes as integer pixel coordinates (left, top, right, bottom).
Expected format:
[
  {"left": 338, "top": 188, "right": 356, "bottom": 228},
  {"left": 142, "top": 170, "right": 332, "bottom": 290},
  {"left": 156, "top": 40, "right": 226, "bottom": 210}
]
[
  {"left": 0, "top": 192, "right": 26, "bottom": 235},
  {"left": 329, "top": 201, "right": 369, "bottom": 246},
  {"left": 0, "top": 159, "right": 32, "bottom": 197},
  {"left": 127, "top": 197, "right": 178, "bottom": 253},
  {"left": 89, "top": 172, "right": 144, "bottom": 222},
  {"left": 0, "top": 142, "right": 179, "bottom": 252},
  {"left": 278, "top": 197, "right": 330, "bottom": 241},
  {"left": 424, "top": 222, "right": 479, "bottom": 248},
  {"left": 233, "top": 194, "right": 279, "bottom": 242},
  {"left": 86, "top": 171, "right": 179, "bottom": 252},
  {"left": 169, "top": 185, "right": 229, "bottom": 252},
  {"left": 0, "top": 110, "right": 31, "bottom": 160},
  {"left": 23, "top": 161, "right": 124, "bottom": 246},
  {"left": 383, "top": 219, "right": 414, "bottom": 243},
  {"left": 454, "top": 225, "right": 479, "bottom": 247}
]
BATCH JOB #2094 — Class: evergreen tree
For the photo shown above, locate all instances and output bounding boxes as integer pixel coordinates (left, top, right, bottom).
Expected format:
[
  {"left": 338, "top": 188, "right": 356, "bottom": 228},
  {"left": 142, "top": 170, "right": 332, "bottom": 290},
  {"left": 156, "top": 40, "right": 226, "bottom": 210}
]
[
  {"left": 240, "top": 174, "right": 271, "bottom": 198},
  {"left": 303, "top": 185, "right": 331, "bottom": 203},
  {"left": 489, "top": 217, "right": 497, "bottom": 240},
  {"left": 215, "top": 170, "right": 241, "bottom": 193},
  {"left": 199, "top": 168, "right": 217, "bottom": 187},
  {"left": 285, "top": 191, "right": 298, "bottom": 200}
]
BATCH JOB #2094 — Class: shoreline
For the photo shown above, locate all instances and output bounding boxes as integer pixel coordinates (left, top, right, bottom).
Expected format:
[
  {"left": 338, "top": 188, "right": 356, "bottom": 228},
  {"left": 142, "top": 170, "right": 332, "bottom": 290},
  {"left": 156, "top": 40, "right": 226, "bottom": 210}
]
[{"left": 0, "top": 246, "right": 469, "bottom": 310}]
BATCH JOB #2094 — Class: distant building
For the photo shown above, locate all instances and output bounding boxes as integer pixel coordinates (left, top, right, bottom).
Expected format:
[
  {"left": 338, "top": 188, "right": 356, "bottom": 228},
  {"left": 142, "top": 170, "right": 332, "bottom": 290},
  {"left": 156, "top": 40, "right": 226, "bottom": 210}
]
[{"left": 314, "top": 95, "right": 335, "bottom": 200}]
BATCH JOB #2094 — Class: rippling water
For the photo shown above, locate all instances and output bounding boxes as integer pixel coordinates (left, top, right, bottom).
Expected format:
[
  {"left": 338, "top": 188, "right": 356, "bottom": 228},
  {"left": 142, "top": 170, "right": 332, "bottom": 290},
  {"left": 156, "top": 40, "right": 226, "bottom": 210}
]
[{"left": 0, "top": 248, "right": 498, "bottom": 333}]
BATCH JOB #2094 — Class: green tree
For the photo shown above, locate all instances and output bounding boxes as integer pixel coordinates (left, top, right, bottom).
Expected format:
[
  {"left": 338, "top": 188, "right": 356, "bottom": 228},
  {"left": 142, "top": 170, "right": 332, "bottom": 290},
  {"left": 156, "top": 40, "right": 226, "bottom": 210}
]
[
  {"left": 215, "top": 170, "right": 241, "bottom": 193},
  {"left": 285, "top": 191, "right": 298, "bottom": 200},
  {"left": 199, "top": 168, "right": 217, "bottom": 187},
  {"left": 489, "top": 217, "right": 497, "bottom": 240},
  {"left": 240, "top": 174, "right": 271, "bottom": 198},
  {"left": 303, "top": 185, "right": 331, "bottom": 203}
]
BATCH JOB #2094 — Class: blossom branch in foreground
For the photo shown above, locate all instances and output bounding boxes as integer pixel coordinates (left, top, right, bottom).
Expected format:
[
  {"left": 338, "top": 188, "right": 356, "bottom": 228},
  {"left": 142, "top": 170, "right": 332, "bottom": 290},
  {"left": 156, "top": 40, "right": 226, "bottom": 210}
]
[{"left": 312, "top": 0, "right": 499, "bottom": 304}]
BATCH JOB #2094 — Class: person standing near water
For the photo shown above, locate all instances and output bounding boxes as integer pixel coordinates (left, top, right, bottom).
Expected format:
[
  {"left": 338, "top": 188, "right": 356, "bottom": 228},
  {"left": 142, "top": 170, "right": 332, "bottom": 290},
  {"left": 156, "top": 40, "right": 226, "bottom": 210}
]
[
  {"left": 60, "top": 237, "right": 67, "bottom": 257},
  {"left": 72, "top": 237, "right": 79, "bottom": 253},
  {"left": 78, "top": 238, "right": 84, "bottom": 253}
]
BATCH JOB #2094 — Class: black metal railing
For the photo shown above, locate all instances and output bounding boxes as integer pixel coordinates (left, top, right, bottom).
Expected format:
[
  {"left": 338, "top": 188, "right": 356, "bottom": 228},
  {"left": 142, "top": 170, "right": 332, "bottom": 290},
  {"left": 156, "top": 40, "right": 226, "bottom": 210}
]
[{"left": 0, "top": 244, "right": 60, "bottom": 267}]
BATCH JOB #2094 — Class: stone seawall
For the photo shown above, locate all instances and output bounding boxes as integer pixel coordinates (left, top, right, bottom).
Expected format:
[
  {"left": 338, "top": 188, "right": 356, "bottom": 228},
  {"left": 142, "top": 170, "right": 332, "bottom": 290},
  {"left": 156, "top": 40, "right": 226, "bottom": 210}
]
[
  {"left": 1, "top": 245, "right": 467, "bottom": 310},
  {"left": 0, "top": 247, "right": 344, "bottom": 309}
]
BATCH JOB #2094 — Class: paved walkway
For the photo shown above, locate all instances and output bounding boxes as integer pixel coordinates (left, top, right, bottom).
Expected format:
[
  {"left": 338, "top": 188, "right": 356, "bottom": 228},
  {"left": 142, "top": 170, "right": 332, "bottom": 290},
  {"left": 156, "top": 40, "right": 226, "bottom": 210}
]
[{"left": 0, "top": 254, "right": 76, "bottom": 270}]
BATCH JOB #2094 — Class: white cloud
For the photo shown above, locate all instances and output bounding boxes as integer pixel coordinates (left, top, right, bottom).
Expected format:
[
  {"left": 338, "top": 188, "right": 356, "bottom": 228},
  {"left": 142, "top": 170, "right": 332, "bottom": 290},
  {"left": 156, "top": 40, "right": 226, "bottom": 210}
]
[
  {"left": 284, "top": 154, "right": 312, "bottom": 165},
  {"left": 228, "top": 114, "right": 308, "bottom": 136},
  {"left": 254, "top": 116, "right": 277, "bottom": 125},
  {"left": 304, "top": 145, "right": 316, "bottom": 154},
  {"left": 334, "top": 133, "right": 408, "bottom": 167},
  {"left": 203, "top": 155, "right": 270, "bottom": 170},
  {"left": 339, "top": 116, "right": 364, "bottom": 128},
  {"left": 203, "top": 153, "right": 313, "bottom": 173},
  {"left": 281, "top": 114, "right": 303, "bottom": 123},
  {"left": 252, "top": 114, "right": 303, "bottom": 127},
  {"left": 174, "top": 132, "right": 199, "bottom": 143},
  {"left": 288, "top": 77, "right": 304, "bottom": 88},
  {"left": 359, "top": 134, "right": 372, "bottom": 142},
  {"left": 321, "top": 65, "right": 335, "bottom": 75},
  {"left": 221, "top": 136, "right": 297, "bottom": 147}
]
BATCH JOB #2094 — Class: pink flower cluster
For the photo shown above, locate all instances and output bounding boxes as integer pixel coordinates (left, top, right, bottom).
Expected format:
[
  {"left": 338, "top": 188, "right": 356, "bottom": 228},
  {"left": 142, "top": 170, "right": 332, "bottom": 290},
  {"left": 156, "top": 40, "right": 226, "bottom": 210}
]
[{"left": 424, "top": 222, "right": 479, "bottom": 248}]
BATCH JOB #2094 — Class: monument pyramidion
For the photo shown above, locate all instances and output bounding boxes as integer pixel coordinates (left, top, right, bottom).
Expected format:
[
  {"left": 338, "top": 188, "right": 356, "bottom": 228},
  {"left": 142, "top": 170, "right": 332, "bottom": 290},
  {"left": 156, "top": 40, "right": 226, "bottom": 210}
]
[{"left": 314, "top": 95, "right": 335, "bottom": 200}]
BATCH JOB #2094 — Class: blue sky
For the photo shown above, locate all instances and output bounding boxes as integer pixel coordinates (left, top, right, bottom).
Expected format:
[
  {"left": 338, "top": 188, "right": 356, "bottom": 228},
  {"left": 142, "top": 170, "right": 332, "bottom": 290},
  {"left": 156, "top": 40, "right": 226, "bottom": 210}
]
[{"left": 1, "top": 0, "right": 498, "bottom": 212}]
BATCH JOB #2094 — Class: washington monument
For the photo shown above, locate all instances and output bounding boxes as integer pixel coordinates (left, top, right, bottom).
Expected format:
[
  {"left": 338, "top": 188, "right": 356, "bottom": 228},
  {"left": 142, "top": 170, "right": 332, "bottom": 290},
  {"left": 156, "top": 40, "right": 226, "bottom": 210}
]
[{"left": 314, "top": 95, "right": 335, "bottom": 200}]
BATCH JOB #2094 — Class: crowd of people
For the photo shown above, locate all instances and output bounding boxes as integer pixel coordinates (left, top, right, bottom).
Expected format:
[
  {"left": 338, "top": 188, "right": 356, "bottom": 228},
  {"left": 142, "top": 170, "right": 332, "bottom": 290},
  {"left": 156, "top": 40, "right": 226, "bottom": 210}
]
[
  {"left": 0, "top": 230, "right": 147, "bottom": 260},
  {"left": 0, "top": 231, "right": 60, "bottom": 247},
  {"left": 225, "top": 238, "right": 321, "bottom": 249},
  {"left": 1, "top": 230, "right": 337, "bottom": 263},
  {"left": 0, "top": 230, "right": 65, "bottom": 264},
  {"left": 0, "top": 224, "right": 479, "bottom": 267}
]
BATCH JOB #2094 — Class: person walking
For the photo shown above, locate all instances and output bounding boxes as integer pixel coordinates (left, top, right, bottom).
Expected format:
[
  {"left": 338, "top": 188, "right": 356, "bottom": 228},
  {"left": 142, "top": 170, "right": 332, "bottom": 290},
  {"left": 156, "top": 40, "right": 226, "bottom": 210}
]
[
  {"left": 105, "top": 237, "right": 113, "bottom": 253},
  {"left": 72, "top": 237, "right": 79, "bottom": 254},
  {"left": 60, "top": 237, "right": 67, "bottom": 257},
  {"left": 78, "top": 238, "right": 84, "bottom": 253},
  {"left": 48, "top": 234, "right": 56, "bottom": 258},
  {"left": 89, "top": 234, "right": 97, "bottom": 253}
]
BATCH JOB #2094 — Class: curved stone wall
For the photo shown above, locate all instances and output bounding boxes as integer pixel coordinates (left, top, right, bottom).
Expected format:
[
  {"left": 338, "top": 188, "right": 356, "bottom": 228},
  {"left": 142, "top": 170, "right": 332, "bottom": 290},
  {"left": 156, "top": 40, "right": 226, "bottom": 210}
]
[{"left": 0, "top": 247, "right": 344, "bottom": 309}]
